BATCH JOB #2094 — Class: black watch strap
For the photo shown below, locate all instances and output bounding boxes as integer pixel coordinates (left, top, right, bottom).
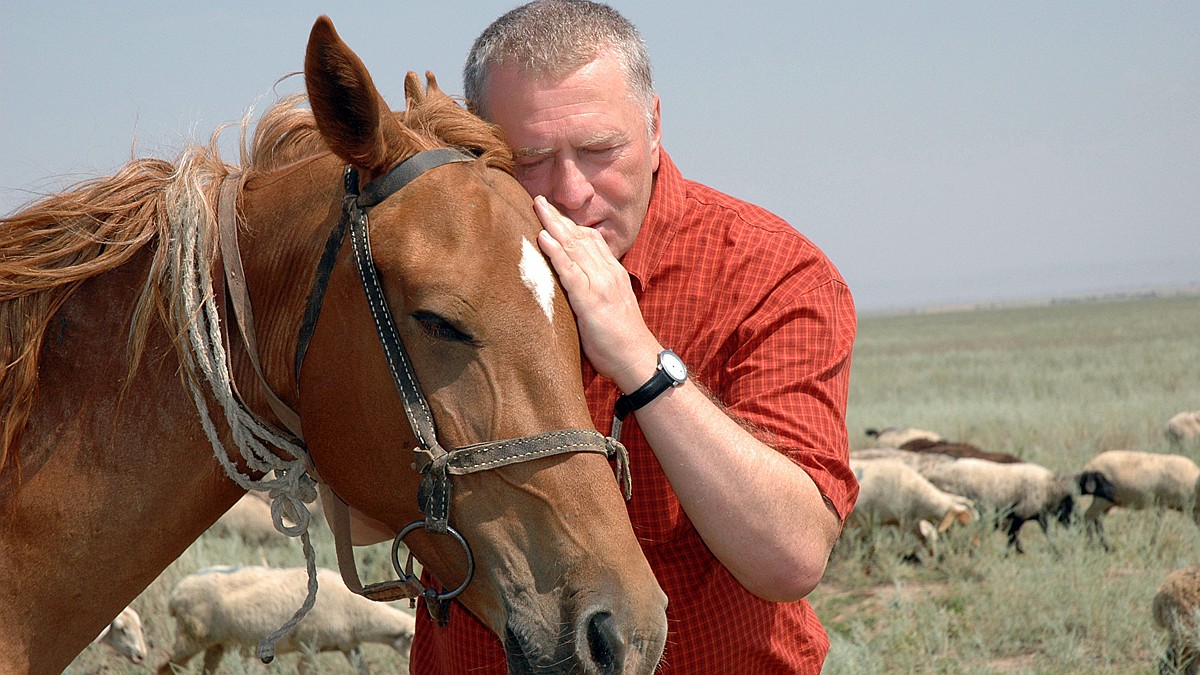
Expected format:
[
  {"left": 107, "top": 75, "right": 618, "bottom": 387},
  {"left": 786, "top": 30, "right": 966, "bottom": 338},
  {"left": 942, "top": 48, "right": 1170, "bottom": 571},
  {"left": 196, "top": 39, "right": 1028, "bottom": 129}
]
[
  {"left": 614, "top": 370, "right": 675, "bottom": 422},
  {"left": 614, "top": 350, "right": 687, "bottom": 422}
]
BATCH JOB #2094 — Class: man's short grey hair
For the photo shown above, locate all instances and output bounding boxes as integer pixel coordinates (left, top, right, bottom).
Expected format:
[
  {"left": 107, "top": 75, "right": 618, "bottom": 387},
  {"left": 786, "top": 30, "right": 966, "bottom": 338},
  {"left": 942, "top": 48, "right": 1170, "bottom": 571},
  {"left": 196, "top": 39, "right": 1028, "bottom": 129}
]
[{"left": 464, "top": 0, "right": 656, "bottom": 134}]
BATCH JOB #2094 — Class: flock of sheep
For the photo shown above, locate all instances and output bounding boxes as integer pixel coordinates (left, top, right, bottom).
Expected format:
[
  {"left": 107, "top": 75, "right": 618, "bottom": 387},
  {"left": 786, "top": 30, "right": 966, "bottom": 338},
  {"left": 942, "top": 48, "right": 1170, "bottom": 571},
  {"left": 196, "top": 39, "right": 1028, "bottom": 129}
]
[
  {"left": 86, "top": 490, "right": 416, "bottom": 673},
  {"left": 848, "top": 410, "right": 1200, "bottom": 673}
]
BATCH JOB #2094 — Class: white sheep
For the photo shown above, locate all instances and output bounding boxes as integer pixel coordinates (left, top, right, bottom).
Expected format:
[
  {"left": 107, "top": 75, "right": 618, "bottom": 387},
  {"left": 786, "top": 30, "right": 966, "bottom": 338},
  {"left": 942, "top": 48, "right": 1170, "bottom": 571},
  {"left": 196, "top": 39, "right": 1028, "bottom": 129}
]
[
  {"left": 1166, "top": 411, "right": 1200, "bottom": 446},
  {"left": 847, "top": 457, "right": 977, "bottom": 561},
  {"left": 1152, "top": 565, "right": 1200, "bottom": 674},
  {"left": 93, "top": 606, "right": 148, "bottom": 665},
  {"left": 864, "top": 426, "right": 945, "bottom": 449},
  {"left": 159, "top": 566, "right": 415, "bottom": 674},
  {"left": 851, "top": 448, "right": 956, "bottom": 476},
  {"left": 924, "top": 458, "right": 1110, "bottom": 554},
  {"left": 1080, "top": 449, "right": 1200, "bottom": 551}
]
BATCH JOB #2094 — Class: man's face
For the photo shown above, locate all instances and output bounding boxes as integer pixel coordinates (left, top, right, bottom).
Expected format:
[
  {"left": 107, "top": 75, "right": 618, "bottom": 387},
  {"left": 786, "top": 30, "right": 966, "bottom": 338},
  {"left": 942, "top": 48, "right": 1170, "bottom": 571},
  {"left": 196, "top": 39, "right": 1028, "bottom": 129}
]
[{"left": 480, "top": 53, "right": 661, "bottom": 259}]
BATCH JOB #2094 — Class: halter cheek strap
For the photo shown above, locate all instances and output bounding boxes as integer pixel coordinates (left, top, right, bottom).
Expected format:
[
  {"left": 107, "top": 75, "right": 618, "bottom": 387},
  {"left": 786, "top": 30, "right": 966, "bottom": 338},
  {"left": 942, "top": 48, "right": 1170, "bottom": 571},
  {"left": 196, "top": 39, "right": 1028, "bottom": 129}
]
[
  {"left": 294, "top": 148, "right": 474, "bottom": 386},
  {"left": 303, "top": 149, "right": 632, "bottom": 622}
]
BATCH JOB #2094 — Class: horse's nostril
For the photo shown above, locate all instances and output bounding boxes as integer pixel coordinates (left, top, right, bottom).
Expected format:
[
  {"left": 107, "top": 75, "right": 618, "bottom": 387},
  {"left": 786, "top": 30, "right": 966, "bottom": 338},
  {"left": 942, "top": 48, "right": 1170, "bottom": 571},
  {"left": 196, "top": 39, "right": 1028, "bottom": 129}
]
[{"left": 586, "top": 611, "right": 623, "bottom": 674}]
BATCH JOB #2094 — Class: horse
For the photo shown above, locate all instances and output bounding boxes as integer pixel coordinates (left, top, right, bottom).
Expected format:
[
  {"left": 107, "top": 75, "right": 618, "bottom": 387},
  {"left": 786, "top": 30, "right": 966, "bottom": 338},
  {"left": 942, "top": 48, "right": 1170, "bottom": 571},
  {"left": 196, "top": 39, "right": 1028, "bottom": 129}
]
[{"left": 0, "top": 16, "right": 666, "bottom": 674}]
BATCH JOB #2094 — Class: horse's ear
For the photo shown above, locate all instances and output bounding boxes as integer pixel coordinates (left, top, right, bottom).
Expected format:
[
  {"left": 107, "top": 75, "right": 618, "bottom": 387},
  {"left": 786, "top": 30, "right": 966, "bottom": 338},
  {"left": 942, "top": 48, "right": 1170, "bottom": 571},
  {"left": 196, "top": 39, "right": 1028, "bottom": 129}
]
[
  {"left": 403, "top": 70, "right": 450, "bottom": 109},
  {"left": 403, "top": 71, "right": 425, "bottom": 108},
  {"left": 424, "top": 71, "right": 445, "bottom": 96},
  {"left": 305, "top": 16, "right": 404, "bottom": 174}
]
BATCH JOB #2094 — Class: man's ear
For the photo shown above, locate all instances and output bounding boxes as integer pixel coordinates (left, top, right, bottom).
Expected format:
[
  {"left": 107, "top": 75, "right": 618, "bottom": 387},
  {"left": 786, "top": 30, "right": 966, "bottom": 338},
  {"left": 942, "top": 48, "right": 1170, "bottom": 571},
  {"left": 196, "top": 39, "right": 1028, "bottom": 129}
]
[{"left": 649, "top": 94, "right": 662, "bottom": 172}]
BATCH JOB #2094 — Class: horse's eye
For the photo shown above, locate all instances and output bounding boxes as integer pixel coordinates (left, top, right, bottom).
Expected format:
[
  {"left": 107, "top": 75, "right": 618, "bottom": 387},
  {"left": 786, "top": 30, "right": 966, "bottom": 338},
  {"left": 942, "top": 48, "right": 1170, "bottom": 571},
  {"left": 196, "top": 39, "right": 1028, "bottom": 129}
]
[{"left": 412, "top": 311, "right": 475, "bottom": 344}]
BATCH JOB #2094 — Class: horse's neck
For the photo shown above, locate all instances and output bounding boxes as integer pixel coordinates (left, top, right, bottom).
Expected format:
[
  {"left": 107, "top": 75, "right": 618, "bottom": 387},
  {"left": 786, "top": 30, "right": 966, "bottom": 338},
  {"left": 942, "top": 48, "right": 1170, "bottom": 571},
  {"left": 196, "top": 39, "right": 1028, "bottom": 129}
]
[
  {"left": 231, "top": 158, "right": 343, "bottom": 419},
  {"left": 0, "top": 246, "right": 245, "bottom": 670}
]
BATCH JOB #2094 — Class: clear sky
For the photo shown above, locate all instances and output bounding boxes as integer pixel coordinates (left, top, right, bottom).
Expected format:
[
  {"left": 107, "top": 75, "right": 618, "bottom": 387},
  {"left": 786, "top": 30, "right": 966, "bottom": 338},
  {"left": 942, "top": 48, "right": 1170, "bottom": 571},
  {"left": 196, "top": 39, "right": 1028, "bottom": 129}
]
[{"left": 3, "top": 2, "right": 1197, "bottom": 312}]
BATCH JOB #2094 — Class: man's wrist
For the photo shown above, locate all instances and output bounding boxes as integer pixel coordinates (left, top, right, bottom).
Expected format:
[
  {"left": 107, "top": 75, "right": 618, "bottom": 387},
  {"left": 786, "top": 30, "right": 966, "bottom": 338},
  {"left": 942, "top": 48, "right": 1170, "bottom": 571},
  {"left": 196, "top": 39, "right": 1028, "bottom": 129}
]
[
  {"left": 614, "top": 349, "right": 688, "bottom": 422},
  {"left": 610, "top": 348, "right": 662, "bottom": 395}
]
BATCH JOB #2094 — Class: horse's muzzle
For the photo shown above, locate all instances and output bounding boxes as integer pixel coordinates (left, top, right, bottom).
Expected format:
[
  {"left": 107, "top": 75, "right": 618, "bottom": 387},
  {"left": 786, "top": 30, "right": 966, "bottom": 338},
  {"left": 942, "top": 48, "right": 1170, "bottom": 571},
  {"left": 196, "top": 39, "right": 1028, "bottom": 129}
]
[{"left": 504, "top": 602, "right": 667, "bottom": 675}]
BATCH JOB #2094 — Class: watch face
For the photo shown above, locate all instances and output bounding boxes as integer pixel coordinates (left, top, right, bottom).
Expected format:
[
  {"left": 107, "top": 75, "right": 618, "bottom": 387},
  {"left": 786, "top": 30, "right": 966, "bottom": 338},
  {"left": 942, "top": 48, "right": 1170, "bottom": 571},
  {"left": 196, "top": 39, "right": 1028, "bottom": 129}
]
[{"left": 660, "top": 351, "right": 687, "bottom": 384}]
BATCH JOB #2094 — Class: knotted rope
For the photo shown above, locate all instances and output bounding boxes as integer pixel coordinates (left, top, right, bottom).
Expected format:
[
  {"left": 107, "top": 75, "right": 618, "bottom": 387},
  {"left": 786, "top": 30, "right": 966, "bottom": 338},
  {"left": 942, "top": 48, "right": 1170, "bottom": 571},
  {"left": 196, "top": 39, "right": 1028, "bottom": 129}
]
[{"left": 163, "top": 150, "right": 319, "bottom": 662}]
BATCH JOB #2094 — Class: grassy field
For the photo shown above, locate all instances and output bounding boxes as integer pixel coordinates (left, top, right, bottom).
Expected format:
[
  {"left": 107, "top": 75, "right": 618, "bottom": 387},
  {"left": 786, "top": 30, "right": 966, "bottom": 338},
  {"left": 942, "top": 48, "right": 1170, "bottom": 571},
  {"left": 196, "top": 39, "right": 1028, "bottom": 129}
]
[
  {"left": 821, "top": 293, "right": 1200, "bottom": 674},
  {"left": 70, "top": 293, "right": 1200, "bottom": 673}
]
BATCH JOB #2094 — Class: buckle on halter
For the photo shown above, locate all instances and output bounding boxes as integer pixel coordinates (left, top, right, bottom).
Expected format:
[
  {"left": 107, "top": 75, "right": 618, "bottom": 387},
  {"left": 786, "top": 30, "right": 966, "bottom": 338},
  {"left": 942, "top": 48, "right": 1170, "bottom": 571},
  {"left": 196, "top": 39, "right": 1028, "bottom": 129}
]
[{"left": 415, "top": 455, "right": 453, "bottom": 533}]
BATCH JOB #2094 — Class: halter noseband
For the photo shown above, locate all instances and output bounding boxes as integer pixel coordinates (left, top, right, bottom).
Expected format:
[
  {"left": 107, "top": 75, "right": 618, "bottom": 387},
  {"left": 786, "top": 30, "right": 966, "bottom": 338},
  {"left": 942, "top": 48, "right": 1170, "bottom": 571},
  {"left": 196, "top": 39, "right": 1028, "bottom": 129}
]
[{"left": 294, "top": 148, "right": 631, "bottom": 624}]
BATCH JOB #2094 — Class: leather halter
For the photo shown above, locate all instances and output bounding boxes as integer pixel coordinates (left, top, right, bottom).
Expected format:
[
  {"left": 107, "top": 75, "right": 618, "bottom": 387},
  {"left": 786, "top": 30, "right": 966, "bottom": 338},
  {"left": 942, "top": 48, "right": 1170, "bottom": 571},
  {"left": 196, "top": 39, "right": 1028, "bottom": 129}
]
[{"left": 218, "top": 148, "right": 631, "bottom": 626}]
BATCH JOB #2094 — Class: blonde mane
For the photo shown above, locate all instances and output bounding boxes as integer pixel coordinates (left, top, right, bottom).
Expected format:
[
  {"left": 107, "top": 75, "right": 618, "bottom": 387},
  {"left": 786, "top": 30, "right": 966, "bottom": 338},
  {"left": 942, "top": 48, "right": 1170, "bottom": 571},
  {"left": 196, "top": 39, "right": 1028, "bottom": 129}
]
[{"left": 0, "top": 75, "right": 513, "bottom": 473}]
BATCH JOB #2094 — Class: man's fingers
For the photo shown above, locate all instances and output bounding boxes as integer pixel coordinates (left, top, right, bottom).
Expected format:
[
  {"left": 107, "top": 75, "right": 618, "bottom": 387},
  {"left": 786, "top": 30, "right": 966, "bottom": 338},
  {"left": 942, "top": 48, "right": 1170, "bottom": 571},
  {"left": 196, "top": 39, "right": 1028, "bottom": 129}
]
[
  {"left": 535, "top": 208, "right": 596, "bottom": 302},
  {"left": 536, "top": 228, "right": 559, "bottom": 254},
  {"left": 535, "top": 196, "right": 601, "bottom": 249},
  {"left": 534, "top": 195, "right": 610, "bottom": 279},
  {"left": 533, "top": 195, "right": 572, "bottom": 241},
  {"left": 536, "top": 229, "right": 573, "bottom": 277},
  {"left": 530, "top": 198, "right": 649, "bottom": 379}
]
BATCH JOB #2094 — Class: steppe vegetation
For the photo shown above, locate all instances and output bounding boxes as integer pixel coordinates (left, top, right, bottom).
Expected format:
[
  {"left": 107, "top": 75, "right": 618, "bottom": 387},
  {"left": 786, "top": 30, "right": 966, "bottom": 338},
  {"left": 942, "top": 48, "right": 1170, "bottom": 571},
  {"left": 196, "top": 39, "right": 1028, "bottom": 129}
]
[{"left": 821, "top": 293, "right": 1200, "bottom": 674}]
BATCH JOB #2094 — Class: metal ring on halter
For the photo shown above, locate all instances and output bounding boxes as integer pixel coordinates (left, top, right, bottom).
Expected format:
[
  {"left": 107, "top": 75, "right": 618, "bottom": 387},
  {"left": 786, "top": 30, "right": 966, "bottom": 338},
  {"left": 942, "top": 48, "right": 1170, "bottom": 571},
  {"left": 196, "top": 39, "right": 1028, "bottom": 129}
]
[{"left": 392, "top": 520, "right": 475, "bottom": 602}]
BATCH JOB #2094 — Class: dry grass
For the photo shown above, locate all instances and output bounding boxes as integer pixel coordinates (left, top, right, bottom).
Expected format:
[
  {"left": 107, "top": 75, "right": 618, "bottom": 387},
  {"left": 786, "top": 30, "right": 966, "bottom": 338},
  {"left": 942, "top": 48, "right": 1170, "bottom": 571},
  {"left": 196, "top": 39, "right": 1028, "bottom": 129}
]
[{"left": 820, "top": 293, "right": 1200, "bottom": 674}]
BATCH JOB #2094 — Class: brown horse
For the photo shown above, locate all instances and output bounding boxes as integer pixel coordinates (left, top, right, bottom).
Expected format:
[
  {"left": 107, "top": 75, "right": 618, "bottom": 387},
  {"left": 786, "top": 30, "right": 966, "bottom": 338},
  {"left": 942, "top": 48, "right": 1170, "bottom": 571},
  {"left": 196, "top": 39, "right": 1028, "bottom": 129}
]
[{"left": 0, "top": 16, "right": 666, "bottom": 674}]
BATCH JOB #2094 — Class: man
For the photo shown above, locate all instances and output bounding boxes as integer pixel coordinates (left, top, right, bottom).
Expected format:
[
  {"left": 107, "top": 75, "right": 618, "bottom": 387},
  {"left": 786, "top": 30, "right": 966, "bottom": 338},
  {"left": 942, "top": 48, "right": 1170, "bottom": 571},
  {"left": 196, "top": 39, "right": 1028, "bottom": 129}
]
[{"left": 411, "top": 1, "right": 858, "bottom": 671}]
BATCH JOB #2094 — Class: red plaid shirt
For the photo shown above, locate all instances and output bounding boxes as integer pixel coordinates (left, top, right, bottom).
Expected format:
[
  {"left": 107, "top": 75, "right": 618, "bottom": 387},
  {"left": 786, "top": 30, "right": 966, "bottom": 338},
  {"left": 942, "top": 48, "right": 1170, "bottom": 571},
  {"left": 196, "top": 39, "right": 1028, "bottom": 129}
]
[{"left": 411, "top": 151, "right": 858, "bottom": 673}]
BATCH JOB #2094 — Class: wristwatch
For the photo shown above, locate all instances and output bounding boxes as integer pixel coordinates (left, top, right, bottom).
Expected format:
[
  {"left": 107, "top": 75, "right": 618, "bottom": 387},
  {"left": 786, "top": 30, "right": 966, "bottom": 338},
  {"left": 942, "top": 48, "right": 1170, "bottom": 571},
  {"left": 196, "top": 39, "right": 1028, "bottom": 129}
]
[{"left": 614, "top": 349, "right": 688, "bottom": 423}]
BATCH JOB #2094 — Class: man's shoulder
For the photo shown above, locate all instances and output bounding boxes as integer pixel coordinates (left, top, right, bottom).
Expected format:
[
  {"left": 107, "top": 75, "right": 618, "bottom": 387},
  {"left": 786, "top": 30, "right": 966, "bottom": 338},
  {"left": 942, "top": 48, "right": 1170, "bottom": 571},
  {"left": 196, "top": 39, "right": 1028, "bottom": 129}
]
[
  {"left": 675, "top": 176, "right": 843, "bottom": 286},
  {"left": 686, "top": 181, "right": 796, "bottom": 236}
]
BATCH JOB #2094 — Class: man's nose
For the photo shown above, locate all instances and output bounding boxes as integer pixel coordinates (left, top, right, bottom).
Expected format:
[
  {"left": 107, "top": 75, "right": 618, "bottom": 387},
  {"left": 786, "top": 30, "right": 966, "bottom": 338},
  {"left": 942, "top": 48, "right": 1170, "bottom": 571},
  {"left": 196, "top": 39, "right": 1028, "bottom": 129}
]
[{"left": 551, "top": 157, "right": 594, "bottom": 213}]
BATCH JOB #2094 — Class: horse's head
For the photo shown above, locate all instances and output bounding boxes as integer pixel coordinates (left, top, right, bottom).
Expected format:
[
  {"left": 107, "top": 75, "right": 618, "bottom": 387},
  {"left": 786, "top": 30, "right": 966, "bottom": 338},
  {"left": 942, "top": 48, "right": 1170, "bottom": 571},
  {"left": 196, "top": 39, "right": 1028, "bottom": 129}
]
[{"left": 249, "top": 16, "right": 666, "bottom": 672}]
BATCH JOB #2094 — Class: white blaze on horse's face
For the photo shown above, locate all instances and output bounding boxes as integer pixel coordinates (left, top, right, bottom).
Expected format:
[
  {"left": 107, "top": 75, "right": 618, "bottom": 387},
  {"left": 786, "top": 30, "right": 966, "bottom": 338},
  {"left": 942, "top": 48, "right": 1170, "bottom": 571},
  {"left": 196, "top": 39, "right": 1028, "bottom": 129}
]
[{"left": 519, "top": 237, "right": 555, "bottom": 324}]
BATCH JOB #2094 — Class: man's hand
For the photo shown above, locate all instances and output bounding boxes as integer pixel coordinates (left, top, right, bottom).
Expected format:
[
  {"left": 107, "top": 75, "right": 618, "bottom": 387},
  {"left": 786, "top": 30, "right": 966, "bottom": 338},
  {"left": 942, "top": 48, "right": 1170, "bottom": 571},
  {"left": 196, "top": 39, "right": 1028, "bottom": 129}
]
[{"left": 533, "top": 196, "right": 660, "bottom": 391}]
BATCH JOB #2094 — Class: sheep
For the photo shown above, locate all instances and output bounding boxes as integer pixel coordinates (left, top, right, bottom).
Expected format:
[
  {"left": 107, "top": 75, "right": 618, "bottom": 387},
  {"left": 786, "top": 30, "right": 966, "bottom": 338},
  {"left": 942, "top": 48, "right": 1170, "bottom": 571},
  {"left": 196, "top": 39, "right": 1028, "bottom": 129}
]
[
  {"left": 1166, "top": 411, "right": 1200, "bottom": 446},
  {"left": 1152, "top": 565, "right": 1200, "bottom": 674},
  {"left": 1080, "top": 449, "right": 1200, "bottom": 551},
  {"left": 93, "top": 606, "right": 148, "bottom": 665},
  {"left": 847, "top": 457, "right": 977, "bottom": 561},
  {"left": 899, "top": 437, "right": 1024, "bottom": 464},
  {"left": 159, "top": 566, "right": 416, "bottom": 675},
  {"left": 924, "top": 458, "right": 1115, "bottom": 554},
  {"left": 865, "top": 426, "right": 945, "bottom": 448},
  {"left": 851, "top": 447, "right": 957, "bottom": 476}
]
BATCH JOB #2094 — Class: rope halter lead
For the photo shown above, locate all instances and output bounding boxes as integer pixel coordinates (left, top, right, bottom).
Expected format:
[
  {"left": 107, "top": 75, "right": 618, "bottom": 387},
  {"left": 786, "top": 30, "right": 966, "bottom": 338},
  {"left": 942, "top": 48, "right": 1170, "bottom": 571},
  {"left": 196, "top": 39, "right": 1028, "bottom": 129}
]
[{"left": 296, "top": 148, "right": 633, "bottom": 625}]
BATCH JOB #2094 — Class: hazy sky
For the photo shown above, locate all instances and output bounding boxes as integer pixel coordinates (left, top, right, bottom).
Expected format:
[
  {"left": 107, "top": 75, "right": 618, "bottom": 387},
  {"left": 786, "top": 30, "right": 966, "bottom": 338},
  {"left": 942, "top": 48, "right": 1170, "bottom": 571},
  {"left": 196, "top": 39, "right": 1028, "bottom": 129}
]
[{"left": 3, "top": 2, "right": 1197, "bottom": 312}]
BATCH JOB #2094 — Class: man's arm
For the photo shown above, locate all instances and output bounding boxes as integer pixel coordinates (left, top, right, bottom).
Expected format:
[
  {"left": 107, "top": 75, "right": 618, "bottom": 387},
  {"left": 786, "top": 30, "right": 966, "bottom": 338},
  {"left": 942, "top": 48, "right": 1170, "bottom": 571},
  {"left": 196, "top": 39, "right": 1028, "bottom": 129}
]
[{"left": 535, "top": 197, "right": 845, "bottom": 602}]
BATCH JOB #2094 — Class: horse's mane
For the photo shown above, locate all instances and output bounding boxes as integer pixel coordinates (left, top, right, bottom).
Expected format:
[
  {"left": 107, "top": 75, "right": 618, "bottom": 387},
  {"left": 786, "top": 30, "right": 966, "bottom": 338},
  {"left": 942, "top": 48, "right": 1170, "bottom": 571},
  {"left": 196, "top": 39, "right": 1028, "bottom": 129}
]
[{"left": 0, "top": 73, "right": 513, "bottom": 474}]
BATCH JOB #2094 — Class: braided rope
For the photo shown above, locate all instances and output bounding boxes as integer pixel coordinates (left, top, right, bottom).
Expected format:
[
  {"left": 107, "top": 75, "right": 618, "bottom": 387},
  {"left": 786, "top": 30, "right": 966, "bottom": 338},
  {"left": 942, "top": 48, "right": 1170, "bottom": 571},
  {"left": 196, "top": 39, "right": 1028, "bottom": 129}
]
[{"left": 163, "top": 152, "right": 320, "bottom": 661}]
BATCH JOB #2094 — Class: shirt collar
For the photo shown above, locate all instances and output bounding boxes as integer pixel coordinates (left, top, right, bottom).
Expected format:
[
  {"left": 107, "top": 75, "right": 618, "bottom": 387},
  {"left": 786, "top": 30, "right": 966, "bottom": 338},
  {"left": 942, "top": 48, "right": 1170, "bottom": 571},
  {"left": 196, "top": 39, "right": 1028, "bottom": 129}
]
[{"left": 621, "top": 150, "right": 685, "bottom": 292}]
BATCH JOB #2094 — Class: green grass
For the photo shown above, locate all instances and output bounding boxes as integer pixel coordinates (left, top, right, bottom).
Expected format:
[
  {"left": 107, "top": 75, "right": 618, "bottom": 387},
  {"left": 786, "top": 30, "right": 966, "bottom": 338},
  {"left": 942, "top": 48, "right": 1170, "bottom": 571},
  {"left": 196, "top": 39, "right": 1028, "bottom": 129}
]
[{"left": 70, "top": 294, "right": 1200, "bottom": 673}]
